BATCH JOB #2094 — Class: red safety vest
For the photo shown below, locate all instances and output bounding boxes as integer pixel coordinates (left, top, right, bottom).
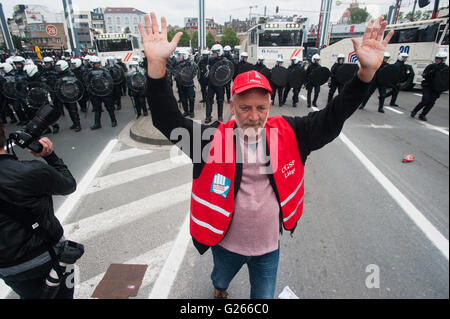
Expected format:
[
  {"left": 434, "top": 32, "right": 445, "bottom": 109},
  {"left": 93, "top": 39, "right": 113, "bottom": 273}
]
[{"left": 190, "top": 116, "right": 305, "bottom": 246}]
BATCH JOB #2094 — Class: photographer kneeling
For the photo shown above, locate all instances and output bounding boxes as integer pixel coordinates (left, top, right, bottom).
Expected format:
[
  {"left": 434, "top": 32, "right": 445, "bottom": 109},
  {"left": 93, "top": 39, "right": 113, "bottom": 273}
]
[{"left": 0, "top": 120, "right": 80, "bottom": 299}]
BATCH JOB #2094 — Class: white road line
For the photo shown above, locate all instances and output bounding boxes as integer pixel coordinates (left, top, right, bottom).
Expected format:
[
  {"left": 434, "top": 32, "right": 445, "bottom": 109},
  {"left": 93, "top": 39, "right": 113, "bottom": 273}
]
[
  {"left": 64, "top": 182, "right": 192, "bottom": 242},
  {"left": 148, "top": 211, "right": 191, "bottom": 299},
  {"left": 312, "top": 107, "right": 449, "bottom": 260},
  {"left": 57, "top": 139, "right": 119, "bottom": 224},
  {"left": 107, "top": 148, "right": 153, "bottom": 164},
  {"left": 385, "top": 106, "right": 404, "bottom": 114},
  {"left": 85, "top": 154, "right": 191, "bottom": 194},
  {"left": 419, "top": 121, "right": 449, "bottom": 136},
  {"left": 414, "top": 93, "right": 423, "bottom": 97},
  {"left": 75, "top": 241, "right": 173, "bottom": 299},
  {"left": 300, "top": 95, "right": 307, "bottom": 101},
  {"left": 1, "top": 139, "right": 118, "bottom": 299}
]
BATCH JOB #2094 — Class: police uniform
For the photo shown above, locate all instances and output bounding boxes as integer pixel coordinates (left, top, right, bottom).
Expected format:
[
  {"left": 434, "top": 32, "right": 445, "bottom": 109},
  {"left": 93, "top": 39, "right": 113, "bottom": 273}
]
[
  {"left": 327, "top": 55, "right": 345, "bottom": 104},
  {"left": 206, "top": 45, "right": 227, "bottom": 123},
  {"left": 127, "top": 62, "right": 148, "bottom": 118},
  {"left": 175, "top": 51, "right": 196, "bottom": 118},
  {"left": 270, "top": 60, "right": 286, "bottom": 106},
  {"left": 197, "top": 51, "right": 210, "bottom": 103},
  {"left": 305, "top": 55, "right": 321, "bottom": 108},
  {"left": 360, "top": 54, "right": 391, "bottom": 113},
  {"left": 54, "top": 61, "right": 81, "bottom": 132},
  {"left": 282, "top": 58, "right": 303, "bottom": 107},
  {"left": 411, "top": 53, "right": 449, "bottom": 121},
  {"left": 88, "top": 58, "right": 117, "bottom": 130}
]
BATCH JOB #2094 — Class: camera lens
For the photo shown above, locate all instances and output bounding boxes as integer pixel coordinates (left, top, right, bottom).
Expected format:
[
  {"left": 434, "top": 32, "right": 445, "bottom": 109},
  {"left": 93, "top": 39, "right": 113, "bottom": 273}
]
[{"left": 24, "top": 104, "right": 61, "bottom": 139}]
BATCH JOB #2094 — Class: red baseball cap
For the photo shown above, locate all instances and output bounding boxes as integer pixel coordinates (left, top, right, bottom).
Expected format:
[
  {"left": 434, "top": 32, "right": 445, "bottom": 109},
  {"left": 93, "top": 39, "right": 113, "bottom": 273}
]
[{"left": 232, "top": 70, "right": 273, "bottom": 96}]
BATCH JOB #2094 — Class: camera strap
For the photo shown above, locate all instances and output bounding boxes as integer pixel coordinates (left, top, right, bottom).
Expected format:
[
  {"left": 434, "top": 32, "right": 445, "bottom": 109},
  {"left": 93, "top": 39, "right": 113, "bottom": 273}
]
[{"left": 0, "top": 198, "right": 64, "bottom": 278}]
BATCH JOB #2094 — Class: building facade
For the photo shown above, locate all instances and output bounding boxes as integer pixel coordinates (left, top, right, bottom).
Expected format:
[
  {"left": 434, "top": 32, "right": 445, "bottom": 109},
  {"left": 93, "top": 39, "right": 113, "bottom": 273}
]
[
  {"left": 184, "top": 17, "right": 223, "bottom": 37},
  {"left": 104, "top": 7, "right": 145, "bottom": 35},
  {"left": 8, "top": 4, "right": 67, "bottom": 52}
]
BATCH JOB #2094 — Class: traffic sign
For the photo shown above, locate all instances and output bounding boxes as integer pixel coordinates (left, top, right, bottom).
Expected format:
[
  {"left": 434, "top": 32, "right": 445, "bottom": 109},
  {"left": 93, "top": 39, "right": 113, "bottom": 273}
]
[{"left": 46, "top": 25, "right": 57, "bottom": 37}]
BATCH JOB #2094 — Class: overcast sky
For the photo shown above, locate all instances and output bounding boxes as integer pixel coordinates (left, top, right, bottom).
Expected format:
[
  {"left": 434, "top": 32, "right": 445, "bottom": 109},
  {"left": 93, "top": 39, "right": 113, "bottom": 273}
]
[{"left": 2, "top": 0, "right": 448, "bottom": 26}]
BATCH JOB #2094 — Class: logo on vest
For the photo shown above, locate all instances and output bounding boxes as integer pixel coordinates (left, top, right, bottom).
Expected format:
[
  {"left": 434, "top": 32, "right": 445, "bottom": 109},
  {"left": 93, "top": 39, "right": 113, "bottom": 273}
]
[
  {"left": 282, "top": 160, "right": 296, "bottom": 178},
  {"left": 210, "top": 173, "right": 231, "bottom": 198}
]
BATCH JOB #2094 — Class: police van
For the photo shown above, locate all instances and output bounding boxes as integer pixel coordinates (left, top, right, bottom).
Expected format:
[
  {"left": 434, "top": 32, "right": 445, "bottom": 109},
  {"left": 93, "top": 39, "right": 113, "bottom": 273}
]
[
  {"left": 241, "top": 16, "right": 308, "bottom": 67},
  {"left": 320, "top": 17, "right": 449, "bottom": 90},
  {"left": 94, "top": 33, "right": 142, "bottom": 66}
]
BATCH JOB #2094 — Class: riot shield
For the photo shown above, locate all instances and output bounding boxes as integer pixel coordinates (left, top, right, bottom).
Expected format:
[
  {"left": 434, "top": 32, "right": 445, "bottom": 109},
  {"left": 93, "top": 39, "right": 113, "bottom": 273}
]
[
  {"left": 27, "top": 81, "right": 51, "bottom": 107},
  {"left": 86, "top": 69, "right": 114, "bottom": 97},
  {"left": 175, "top": 62, "right": 199, "bottom": 86},
  {"left": 336, "top": 63, "right": 360, "bottom": 85},
  {"left": 55, "top": 75, "right": 85, "bottom": 103},
  {"left": 106, "top": 64, "right": 125, "bottom": 85},
  {"left": 2, "top": 76, "right": 18, "bottom": 100},
  {"left": 376, "top": 64, "right": 400, "bottom": 88},
  {"left": 288, "top": 67, "right": 306, "bottom": 89},
  {"left": 310, "top": 67, "right": 331, "bottom": 86},
  {"left": 209, "top": 59, "right": 235, "bottom": 87},
  {"left": 271, "top": 66, "right": 288, "bottom": 87},
  {"left": 127, "top": 69, "right": 147, "bottom": 94},
  {"left": 432, "top": 68, "right": 449, "bottom": 93}
]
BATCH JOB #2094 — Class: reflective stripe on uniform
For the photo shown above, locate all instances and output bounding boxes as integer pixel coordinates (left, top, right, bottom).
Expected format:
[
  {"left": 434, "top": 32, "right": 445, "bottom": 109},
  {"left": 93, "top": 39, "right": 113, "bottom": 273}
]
[
  {"left": 280, "top": 177, "right": 304, "bottom": 207},
  {"left": 283, "top": 196, "right": 304, "bottom": 223},
  {"left": 190, "top": 213, "right": 224, "bottom": 235},
  {"left": 192, "top": 193, "right": 231, "bottom": 217}
]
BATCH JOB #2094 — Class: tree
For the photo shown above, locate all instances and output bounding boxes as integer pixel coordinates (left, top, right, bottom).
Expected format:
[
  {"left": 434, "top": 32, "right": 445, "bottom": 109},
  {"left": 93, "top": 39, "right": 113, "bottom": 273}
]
[
  {"left": 350, "top": 8, "right": 370, "bottom": 24},
  {"left": 206, "top": 32, "right": 216, "bottom": 49},
  {"left": 422, "top": 10, "right": 433, "bottom": 20},
  {"left": 11, "top": 34, "right": 23, "bottom": 51},
  {"left": 405, "top": 10, "right": 422, "bottom": 21},
  {"left": 220, "top": 27, "right": 240, "bottom": 48},
  {"left": 167, "top": 29, "right": 190, "bottom": 47}
]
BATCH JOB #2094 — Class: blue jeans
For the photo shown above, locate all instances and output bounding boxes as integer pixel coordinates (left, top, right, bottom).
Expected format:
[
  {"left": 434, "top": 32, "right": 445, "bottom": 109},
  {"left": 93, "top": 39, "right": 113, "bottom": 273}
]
[{"left": 211, "top": 244, "right": 280, "bottom": 299}]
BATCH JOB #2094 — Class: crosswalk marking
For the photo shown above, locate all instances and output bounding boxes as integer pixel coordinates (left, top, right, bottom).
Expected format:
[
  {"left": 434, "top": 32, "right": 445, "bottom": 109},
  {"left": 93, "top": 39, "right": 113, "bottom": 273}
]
[
  {"left": 75, "top": 241, "right": 174, "bottom": 299},
  {"left": 65, "top": 183, "right": 192, "bottom": 242},
  {"left": 107, "top": 148, "right": 154, "bottom": 164},
  {"left": 85, "top": 154, "right": 191, "bottom": 194},
  {"left": 385, "top": 106, "right": 404, "bottom": 114}
]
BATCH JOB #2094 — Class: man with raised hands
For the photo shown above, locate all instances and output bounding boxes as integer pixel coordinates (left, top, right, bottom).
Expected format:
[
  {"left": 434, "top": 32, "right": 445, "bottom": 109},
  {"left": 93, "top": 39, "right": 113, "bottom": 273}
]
[{"left": 139, "top": 13, "right": 393, "bottom": 299}]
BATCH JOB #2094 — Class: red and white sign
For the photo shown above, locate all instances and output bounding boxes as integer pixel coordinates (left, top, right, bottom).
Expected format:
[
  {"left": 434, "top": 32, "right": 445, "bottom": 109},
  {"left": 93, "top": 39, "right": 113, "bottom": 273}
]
[{"left": 46, "top": 25, "right": 57, "bottom": 37}]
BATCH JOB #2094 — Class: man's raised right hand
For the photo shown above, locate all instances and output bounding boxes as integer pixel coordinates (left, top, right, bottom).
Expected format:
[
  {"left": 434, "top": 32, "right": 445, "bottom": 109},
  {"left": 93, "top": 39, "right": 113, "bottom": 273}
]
[{"left": 138, "top": 12, "right": 182, "bottom": 79}]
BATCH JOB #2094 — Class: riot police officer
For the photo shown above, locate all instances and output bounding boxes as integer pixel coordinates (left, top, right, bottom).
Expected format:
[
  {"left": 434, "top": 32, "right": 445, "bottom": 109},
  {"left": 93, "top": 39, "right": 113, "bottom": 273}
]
[
  {"left": 254, "top": 55, "right": 270, "bottom": 80},
  {"left": 10, "top": 56, "right": 29, "bottom": 125},
  {"left": 270, "top": 58, "right": 286, "bottom": 106},
  {"left": 327, "top": 54, "right": 346, "bottom": 104},
  {"left": 105, "top": 56, "right": 124, "bottom": 111},
  {"left": 411, "top": 52, "right": 449, "bottom": 121},
  {"left": 54, "top": 60, "right": 82, "bottom": 132},
  {"left": 127, "top": 60, "right": 148, "bottom": 118},
  {"left": 116, "top": 57, "right": 128, "bottom": 96},
  {"left": 359, "top": 52, "right": 391, "bottom": 113},
  {"left": 0, "top": 63, "right": 18, "bottom": 124},
  {"left": 88, "top": 56, "right": 117, "bottom": 130},
  {"left": 306, "top": 54, "right": 322, "bottom": 108},
  {"left": 282, "top": 56, "right": 303, "bottom": 107},
  {"left": 41, "top": 56, "right": 61, "bottom": 133},
  {"left": 175, "top": 49, "right": 196, "bottom": 118},
  {"left": 234, "top": 52, "right": 254, "bottom": 79},
  {"left": 384, "top": 52, "right": 409, "bottom": 107},
  {"left": 70, "top": 58, "right": 87, "bottom": 113},
  {"left": 205, "top": 44, "right": 227, "bottom": 123},
  {"left": 223, "top": 46, "right": 235, "bottom": 103},
  {"left": 22, "top": 64, "right": 53, "bottom": 121},
  {"left": 198, "top": 50, "right": 210, "bottom": 103}
]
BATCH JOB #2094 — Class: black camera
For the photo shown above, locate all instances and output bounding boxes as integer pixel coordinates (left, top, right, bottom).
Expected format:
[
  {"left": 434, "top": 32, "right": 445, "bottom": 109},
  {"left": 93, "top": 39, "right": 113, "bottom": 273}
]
[{"left": 9, "top": 104, "right": 60, "bottom": 153}]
